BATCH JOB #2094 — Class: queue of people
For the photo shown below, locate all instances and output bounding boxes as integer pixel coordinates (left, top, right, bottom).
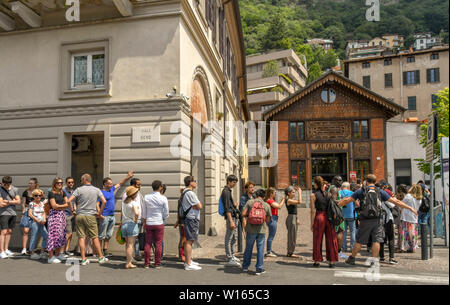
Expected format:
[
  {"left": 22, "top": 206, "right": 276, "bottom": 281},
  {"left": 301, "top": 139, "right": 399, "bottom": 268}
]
[{"left": 0, "top": 172, "right": 428, "bottom": 274}]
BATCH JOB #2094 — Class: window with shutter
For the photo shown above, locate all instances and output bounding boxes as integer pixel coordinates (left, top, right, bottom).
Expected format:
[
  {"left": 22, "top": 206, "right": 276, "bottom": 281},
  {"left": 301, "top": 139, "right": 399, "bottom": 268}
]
[
  {"left": 415, "top": 70, "right": 420, "bottom": 84},
  {"left": 226, "top": 38, "right": 231, "bottom": 79},
  {"left": 211, "top": 0, "right": 217, "bottom": 43},
  {"left": 408, "top": 96, "right": 417, "bottom": 110},
  {"left": 384, "top": 73, "right": 392, "bottom": 88},
  {"left": 363, "top": 75, "right": 370, "bottom": 89}
]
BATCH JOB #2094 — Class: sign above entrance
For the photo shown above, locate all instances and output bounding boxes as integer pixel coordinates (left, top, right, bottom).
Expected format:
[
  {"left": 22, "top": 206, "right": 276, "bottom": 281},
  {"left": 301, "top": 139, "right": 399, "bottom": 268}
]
[
  {"left": 132, "top": 125, "right": 160, "bottom": 144},
  {"left": 311, "top": 143, "right": 348, "bottom": 152}
]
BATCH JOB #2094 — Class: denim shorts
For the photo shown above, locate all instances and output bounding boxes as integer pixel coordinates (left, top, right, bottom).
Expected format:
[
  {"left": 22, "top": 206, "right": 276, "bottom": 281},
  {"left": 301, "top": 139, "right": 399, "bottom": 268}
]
[
  {"left": 121, "top": 221, "right": 139, "bottom": 238},
  {"left": 99, "top": 215, "right": 115, "bottom": 240}
]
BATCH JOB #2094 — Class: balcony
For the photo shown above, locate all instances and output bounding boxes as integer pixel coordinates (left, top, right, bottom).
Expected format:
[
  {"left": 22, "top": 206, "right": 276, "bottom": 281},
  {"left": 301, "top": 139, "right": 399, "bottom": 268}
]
[{"left": 247, "top": 91, "right": 286, "bottom": 105}]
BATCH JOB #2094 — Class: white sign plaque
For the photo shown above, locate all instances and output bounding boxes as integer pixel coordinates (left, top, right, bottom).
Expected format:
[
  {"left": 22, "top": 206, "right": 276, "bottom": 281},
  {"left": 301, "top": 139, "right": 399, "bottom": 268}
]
[{"left": 132, "top": 125, "right": 160, "bottom": 143}]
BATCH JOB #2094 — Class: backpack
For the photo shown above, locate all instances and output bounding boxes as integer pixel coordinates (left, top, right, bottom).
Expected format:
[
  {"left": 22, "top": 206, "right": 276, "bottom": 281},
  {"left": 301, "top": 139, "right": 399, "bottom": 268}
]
[
  {"left": 360, "top": 186, "right": 383, "bottom": 219},
  {"left": 218, "top": 196, "right": 225, "bottom": 217},
  {"left": 419, "top": 194, "right": 431, "bottom": 213},
  {"left": 248, "top": 199, "right": 266, "bottom": 225},
  {"left": 327, "top": 196, "right": 344, "bottom": 227},
  {"left": 177, "top": 190, "right": 193, "bottom": 223}
]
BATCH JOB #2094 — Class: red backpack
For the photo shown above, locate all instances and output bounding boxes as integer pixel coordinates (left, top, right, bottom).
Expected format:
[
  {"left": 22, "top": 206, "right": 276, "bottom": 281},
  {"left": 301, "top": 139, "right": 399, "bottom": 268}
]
[{"left": 248, "top": 200, "right": 266, "bottom": 225}]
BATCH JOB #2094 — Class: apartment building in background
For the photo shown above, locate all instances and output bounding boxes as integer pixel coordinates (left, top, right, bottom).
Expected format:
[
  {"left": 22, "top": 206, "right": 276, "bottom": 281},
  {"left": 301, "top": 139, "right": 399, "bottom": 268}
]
[
  {"left": 344, "top": 45, "right": 449, "bottom": 190},
  {"left": 0, "top": 0, "right": 249, "bottom": 252},
  {"left": 413, "top": 32, "right": 442, "bottom": 51},
  {"left": 246, "top": 49, "right": 308, "bottom": 121},
  {"left": 344, "top": 45, "right": 449, "bottom": 121}
]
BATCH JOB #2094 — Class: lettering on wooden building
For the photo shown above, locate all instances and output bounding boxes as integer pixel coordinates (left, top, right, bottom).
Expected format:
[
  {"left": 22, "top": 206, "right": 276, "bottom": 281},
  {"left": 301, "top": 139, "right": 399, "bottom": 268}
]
[
  {"left": 307, "top": 121, "right": 352, "bottom": 140},
  {"left": 311, "top": 143, "right": 348, "bottom": 152}
]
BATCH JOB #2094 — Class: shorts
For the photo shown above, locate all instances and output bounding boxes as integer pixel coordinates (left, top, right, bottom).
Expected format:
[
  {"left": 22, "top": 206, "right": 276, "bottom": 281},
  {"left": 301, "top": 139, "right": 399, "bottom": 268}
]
[
  {"left": 99, "top": 215, "right": 116, "bottom": 240},
  {"left": 65, "top": 215, "right": 75, "bottom": 234},
  {"left": 356, "top": 218, "right": 384, "bottom": 245},
  {"left": 121, "top": 221, "right": 138, "bottom": 238},
  {"left": 0, "top": 215, "right": 16, "bottom": 230},
  {"left": 184, "top": 218, "right": 199, "bottom": 241},
  {"left": 75, "top": 215, "right": 99, "bottom": 239}
]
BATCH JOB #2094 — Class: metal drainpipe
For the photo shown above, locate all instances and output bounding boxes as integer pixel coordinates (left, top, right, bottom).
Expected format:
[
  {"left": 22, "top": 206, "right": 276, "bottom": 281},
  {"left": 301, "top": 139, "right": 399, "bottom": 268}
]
[{"left": 400, "top": 55, "right": 404, "bottom": 121}]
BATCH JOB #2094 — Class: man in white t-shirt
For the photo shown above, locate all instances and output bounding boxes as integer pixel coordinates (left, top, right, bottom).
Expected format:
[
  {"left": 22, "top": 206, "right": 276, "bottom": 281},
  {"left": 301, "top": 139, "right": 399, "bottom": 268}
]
[{"left": 181, "top": 176, "right": 202, "bottom": 271}]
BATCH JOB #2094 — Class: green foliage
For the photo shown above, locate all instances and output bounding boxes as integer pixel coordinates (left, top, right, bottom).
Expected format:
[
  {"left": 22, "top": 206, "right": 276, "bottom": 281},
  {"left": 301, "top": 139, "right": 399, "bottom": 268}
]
[
  {"left": 270, "top": 86, "right": 284, "bottom": 93},
  {"left": 262, "top": 60, "right": 280, "bottom": 77},
  {"left": 414, "top": 88, "right": 449, "bottom": 178},
  {"left": 279, "top": 73, "right": 293, "bottom": 84},
  {"left": 307, "top": 62, "right": 322, "bottom": 84}
]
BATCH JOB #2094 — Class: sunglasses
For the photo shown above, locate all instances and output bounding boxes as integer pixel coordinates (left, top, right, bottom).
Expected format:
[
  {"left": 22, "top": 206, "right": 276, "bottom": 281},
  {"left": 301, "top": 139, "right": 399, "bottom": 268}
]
[
  {"left": 33, "top": 195, "right": 42, "bottom": 198},
  {"left": 55, "top": 182, "right": 63, "bottom": 185}
]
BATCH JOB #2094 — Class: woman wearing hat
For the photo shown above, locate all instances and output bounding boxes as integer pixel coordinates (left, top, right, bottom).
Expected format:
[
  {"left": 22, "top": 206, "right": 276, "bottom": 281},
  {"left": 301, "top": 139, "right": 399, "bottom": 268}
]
[{"left": 122, "top": 186, "right": 141, "bottom": 269}]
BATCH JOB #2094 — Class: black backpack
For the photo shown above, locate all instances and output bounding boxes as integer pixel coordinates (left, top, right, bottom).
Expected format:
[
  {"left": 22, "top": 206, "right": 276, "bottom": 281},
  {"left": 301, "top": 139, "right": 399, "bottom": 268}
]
[
  {"left": 360, "top": 186, "right": 383, "bottom": 219},
  {"left": 177, "top": 190, "right": 193, "bottom": 223},
  {"left": 419, "top": 194, "right": 431, "bottom": 213},
  {"left": 327, "top": 195, "right": 344, "bottom": 227}
]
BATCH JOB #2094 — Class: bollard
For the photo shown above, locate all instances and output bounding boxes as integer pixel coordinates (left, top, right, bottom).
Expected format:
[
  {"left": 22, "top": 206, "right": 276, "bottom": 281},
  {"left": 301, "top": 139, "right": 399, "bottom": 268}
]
[{"left": 421, "top": 223, "right": 428, "bottom": 260}]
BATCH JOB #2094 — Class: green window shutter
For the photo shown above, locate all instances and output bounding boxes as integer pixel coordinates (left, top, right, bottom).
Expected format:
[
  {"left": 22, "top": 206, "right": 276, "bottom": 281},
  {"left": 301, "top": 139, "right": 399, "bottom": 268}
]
[{"left": 403, "top": 71, "right": 407, "bottom": 85}]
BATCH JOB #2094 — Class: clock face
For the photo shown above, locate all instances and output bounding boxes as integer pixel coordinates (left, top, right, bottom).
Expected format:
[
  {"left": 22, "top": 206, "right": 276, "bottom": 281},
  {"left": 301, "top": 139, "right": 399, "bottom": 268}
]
[{"left": 321, "top": 89, "right": 336, "bottom": 103}]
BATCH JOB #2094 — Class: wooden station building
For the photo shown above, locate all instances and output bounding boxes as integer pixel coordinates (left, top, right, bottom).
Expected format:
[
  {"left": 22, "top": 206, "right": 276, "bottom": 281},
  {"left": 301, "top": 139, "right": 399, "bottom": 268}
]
[{"left": 263, "top": 71, "right": 405, "bottom": 191}]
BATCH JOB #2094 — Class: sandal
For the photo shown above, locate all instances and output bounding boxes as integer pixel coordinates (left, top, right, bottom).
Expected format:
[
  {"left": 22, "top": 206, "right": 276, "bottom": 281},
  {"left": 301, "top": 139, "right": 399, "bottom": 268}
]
[{"left": 125, "top": 264, "right": 137, "bottom": 269}]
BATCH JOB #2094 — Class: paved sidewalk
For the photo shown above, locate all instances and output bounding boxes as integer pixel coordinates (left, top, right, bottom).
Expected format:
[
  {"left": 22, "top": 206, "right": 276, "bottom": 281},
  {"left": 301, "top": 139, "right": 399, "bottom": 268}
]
[{"left": 193, "top": 207, "right": 449, "bottom": 274}]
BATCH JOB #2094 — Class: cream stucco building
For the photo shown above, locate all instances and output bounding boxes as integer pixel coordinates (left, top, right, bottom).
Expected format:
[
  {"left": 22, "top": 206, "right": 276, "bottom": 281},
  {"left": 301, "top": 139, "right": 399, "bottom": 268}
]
[{"left": 0, "top": 0, "right": 249, "bottom": 253}]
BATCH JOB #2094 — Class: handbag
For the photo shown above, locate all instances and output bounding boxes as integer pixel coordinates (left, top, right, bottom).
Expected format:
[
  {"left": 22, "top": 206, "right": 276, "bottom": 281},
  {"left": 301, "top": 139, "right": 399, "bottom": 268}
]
[
  {"left": 116, "top": 223, "right": 126, "bottom": 245},
  {"left": 138, "top": 232, "right": 145, "bottom": 251}
]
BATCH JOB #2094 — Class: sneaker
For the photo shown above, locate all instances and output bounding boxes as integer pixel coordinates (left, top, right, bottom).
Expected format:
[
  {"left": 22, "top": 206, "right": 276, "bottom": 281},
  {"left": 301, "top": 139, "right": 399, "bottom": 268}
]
[
  {"left": 185, "top": 263, "right": 202, "bottom": 271},
  {"left": 144, "top": 265, "right": 150, "bottom": 269},
  {"left": 103, "top": 251, "right": 113, "bottom": 258},
  {"left": 242, "top": 268, "right": 249, "bottom": 273},
  {"left": 5, "top": 249, "right": 14, "bottom": 257},
  {"left": 48, "top": 257, "right": 62, "bottom": 264},
  {"left": 345, "top": 256, "right": 356, "bottom": 265},
  {"left": 190, "top": 260, "right": 200, "bottom": 266},
  {"left": 134, "top": 255, "right": 143, "bottom": 262},
  {"left": 265, "top": 252, "right": 277, "bottom": 258},
  {"left": 232, "top": 255, "right": 241, "bottom": 262},
  {"left": 40, "top": 252, "right": 49, "bottom": 259},
  {"left": 81, "top": 259, "right": 90, "bottom": 266},
  {"left": 379, "top": 257, "right": 385, "bottom": 263},
  {"left": 154, "top": 264, "right": 162, "bottom": 269},
  {"left": 0, "top": 252, "right": 8, "bottom": 259},
  {"left": 338, "top": 252, "right": 349, "bottom": 260},
  {"left": 98, "top": 257, "right": 109, "bottom": 264},
  {"left": 56, "top": 254, "right": 67, "bottom": 261},
  {"left": 226, "top": 260, "right": 241, "bottom": 267},
  {"left": 389, "top": 258, "right": 398, "bottom": 265},
  {"left": 65, "top": 251, "right": 74, "bottom": 256},
  {"left": 255, "top": 268, "right": 266, "bottom": 275},
  {"left": 30, "top": 253, "right": 40, "bottom": 260},
  {"left": 21, "top": 248, "right": 28, "bottom": 255}
]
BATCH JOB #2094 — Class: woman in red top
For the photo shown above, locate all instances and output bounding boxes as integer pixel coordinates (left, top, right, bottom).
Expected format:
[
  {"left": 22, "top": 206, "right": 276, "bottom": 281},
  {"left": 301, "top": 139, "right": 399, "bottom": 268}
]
[{"left": 264, "top": 188, "right": 285, "bottom": 257}]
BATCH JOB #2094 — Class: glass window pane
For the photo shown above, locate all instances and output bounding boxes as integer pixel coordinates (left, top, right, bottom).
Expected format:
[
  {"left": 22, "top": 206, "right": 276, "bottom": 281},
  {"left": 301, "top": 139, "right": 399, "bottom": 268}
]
[
  {"left": 298, "top": 122, "right": 304, "bottom": 140},
  {"left": 289, "top": 122, "right": 297, "bottom": 141},
  {"left": 299, "top": 161, "right": 306, "bottom": 187},
  {"left": 291, "top": 161, "right": 298, "bottom": 186},
  {"left": 74, "top": 56, "right": 88, "bottom": 86},
  {"left": 353, "top": 121, "right": 360, "bottom": 138},
  {"left": 361, "top": 120, "right": 369, "bottom": 139},
  {"left": 92, "top": 54, "right": 105, "bottom": 86}
]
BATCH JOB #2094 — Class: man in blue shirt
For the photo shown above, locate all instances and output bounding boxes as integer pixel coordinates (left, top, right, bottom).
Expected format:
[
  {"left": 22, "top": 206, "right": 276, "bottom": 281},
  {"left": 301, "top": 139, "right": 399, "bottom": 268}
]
[
  {"left": 339, "top": 182, "right": 356, "bottom": 253},
  {"left": 99, "top": 170, "right": 134, "bottom": 257},
  {"left": 339, "top": 174, "right": 418, "bottom": 265},
  {"left": 238, "top": 181, "right": 256, "bottom": 252}
]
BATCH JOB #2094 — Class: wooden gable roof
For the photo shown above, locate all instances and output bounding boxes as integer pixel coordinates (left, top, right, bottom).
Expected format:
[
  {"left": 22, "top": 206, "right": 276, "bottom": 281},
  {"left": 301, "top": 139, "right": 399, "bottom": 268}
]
[{"left": 263, "top": 70, "right": 406, "bottom": 120}]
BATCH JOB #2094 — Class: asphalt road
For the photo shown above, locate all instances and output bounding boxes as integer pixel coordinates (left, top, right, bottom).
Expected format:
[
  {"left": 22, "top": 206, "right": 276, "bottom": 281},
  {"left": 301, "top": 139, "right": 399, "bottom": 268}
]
[{"left": 0, "top": 253, "right": 448, "bottom": 286}]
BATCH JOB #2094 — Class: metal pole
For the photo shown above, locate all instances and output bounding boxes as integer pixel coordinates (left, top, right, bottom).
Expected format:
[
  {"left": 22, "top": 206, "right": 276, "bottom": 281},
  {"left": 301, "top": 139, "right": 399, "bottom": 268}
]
[
  {"left": 430, "top": 159, "right": 434, "bottom": 258},
  {"left": 421, "top": 223, "right": 428, "bottom": 260}
]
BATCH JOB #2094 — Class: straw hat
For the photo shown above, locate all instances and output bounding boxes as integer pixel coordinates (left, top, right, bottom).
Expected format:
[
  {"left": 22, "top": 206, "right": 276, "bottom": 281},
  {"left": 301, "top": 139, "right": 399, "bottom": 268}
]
[{"left": 125, "top": 186, "right": 139, "bottom": 203}]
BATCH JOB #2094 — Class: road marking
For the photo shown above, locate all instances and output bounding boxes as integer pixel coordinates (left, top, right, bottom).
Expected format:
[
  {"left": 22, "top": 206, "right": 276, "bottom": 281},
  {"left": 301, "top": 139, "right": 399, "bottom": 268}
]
[{"left": 334, "top": 271, "right": 449, "bottom": 284}]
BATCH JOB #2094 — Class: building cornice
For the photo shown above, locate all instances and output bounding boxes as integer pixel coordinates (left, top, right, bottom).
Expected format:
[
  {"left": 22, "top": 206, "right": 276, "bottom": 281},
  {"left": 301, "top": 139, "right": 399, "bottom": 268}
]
[{"left": 0, "top": 99, "right": 190, "bottom": 120}]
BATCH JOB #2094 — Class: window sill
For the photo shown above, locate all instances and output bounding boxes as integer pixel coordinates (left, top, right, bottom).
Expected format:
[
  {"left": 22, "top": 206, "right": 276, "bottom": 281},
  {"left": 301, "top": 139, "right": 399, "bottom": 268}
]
[{"left": 60, "top": 87, "right": 110, "bottom": 100}]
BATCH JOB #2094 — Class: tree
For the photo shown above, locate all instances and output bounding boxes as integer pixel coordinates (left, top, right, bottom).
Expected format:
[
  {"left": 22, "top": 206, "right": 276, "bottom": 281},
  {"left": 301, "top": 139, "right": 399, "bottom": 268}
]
[
  {"left": 261, "top": 12, "right": 288, "bottom": 51},
  {"left": 307, "top": 62, "right": 322, "bottom": 84},
  {"left": 262, "top": 60, "right": 280, "bottom": 78},
  {"left": 415, "top": 88, "right": 449, "bottom": 178}
]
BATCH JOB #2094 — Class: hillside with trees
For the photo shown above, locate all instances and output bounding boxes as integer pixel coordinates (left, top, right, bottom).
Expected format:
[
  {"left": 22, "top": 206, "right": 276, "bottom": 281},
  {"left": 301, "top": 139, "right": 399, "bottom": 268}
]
[{"left": 239, "top": 0, "right": 449, "bottom": 82}]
